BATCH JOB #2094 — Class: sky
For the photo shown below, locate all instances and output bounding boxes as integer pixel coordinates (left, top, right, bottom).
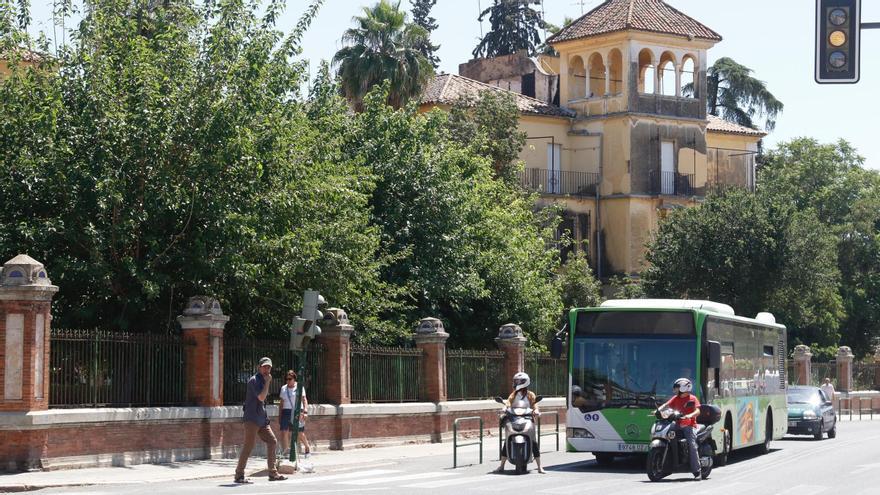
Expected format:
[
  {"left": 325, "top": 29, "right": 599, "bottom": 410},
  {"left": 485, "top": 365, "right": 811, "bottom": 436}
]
[{"left": 26, "top": 0, "right": 880, "bottom": 169}]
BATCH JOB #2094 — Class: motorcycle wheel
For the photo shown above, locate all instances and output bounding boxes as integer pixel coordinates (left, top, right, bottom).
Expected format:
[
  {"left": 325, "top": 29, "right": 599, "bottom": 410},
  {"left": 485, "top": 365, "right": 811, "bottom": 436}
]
[
  {"left": 646, "top": 447, "right": 667, "bottom": 482},
  {"left": 514, "top": 462, "right": 527, "bottom": 475},
  {"left": 700, "top": 460, "right": 713, "bottom": 480}
]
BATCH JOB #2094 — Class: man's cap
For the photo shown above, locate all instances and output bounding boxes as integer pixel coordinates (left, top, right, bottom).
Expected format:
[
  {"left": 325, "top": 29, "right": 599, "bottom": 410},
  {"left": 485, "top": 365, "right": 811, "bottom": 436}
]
[{"left": 259, "top": 357, "right": 273, "bottom": 367}]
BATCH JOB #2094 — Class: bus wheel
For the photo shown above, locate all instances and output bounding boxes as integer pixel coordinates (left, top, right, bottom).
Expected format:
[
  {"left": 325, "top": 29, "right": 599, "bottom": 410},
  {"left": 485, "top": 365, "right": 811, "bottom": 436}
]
[
  {"left": 715, "top": 417, "right": 732, "bottom": 466},
  {"left": 758, "top": 415, "right": 772, "bottom": 455},
  {"left": 593, "top": 453, "right": 614, "bottom": 466}
]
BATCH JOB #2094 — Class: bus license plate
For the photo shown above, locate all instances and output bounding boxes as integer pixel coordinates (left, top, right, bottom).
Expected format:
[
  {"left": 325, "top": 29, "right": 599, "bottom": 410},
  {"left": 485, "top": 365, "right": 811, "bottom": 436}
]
[{"left": 618, "top": 443, "right": 649, "bottom": 452}]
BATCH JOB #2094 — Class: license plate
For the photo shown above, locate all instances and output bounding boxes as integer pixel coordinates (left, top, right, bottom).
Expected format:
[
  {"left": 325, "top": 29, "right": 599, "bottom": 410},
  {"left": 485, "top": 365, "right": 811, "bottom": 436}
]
[
  {"left": 788, "top": 421, "right": 797, "bottom": 427},
  {"left": 618, "top": 443, "right": 649, "bottom": 452}
]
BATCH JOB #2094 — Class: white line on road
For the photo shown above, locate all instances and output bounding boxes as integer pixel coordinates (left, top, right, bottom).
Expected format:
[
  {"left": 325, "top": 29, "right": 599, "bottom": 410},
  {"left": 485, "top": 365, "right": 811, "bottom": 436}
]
[
  {"left": 401, "top": 475, "right": 500, "bottom": 488},
  {"left": 773, "top": 485, "right": 828, "bottom": 495},
  {"left": 281, "top": 468, "right": 401, "bottom": 484},
  {"left": 335, "top": 471, "right": 456, "bottom": 485},
  {"left": 246, "top": 488, "right": 386, "bottom": 495}
]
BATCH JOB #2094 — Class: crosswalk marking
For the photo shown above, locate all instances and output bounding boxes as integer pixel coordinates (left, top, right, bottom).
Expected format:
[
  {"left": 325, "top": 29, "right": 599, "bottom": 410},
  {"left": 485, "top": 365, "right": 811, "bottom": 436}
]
[
  {"left": 401, "top": 475, "right": 500, "bottom": 489},
  {"left": 774, "top": 486, "right": 828, "bottom": 495},
  {"left": 538, "top": 478, "right": 630, "bottom": 494},
  {"left": 335, "top": 471, "right": 456, "bottom": 486},
  {"left": 285, "top": 468, "right": 401, "bottom": 484}
]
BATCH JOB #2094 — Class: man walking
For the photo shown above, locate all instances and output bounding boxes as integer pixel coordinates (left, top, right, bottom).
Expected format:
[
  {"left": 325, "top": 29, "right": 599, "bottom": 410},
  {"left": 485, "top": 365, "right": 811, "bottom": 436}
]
[{"left": 235, "top": 357, "right": 287, "bottom": 483}]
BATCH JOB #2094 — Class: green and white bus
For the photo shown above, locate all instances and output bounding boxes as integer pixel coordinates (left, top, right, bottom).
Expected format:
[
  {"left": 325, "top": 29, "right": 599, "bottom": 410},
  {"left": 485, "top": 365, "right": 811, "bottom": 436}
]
[{"left": 560, "top": 299, "right": 787, "bottom": 465}]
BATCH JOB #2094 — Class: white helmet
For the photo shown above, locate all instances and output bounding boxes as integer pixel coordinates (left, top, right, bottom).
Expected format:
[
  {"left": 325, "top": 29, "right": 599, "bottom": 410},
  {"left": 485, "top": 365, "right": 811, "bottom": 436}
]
[
  {"left": 513, "top": 372, "right": 530, "bottom": 392},
  {"left": 673, "top": 377, "right": 693, "bottom": 394}
]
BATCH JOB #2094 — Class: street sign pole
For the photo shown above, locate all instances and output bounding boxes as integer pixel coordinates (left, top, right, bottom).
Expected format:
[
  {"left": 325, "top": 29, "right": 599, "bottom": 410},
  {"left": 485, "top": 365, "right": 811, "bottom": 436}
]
[{"left": 289, "top": 349, "right": 307, "bottom": 464}]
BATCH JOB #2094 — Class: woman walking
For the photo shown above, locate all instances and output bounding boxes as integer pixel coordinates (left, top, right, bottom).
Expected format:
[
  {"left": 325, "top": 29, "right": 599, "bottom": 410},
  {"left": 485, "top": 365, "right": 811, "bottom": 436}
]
[{"left": 279, "top": 370, "right": 311, "bottom": 457}]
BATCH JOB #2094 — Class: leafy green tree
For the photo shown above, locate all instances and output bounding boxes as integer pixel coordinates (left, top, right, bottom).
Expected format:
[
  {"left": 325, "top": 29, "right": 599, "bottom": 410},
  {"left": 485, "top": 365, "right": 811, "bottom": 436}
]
[
  {"left": 472, "top": 0, "right": 545, "bottom": 59},
  {"left": 761, "top": 138, "right": 880, "bottom": 358},
  {"left": 410, "top": 0, "right": 439, "bottom": 69},
  {"left": 346, "top": 85, "right": 562, "bottom": 346},
  {"left": 559, "top": 248, "right": 602, "bottom": 310},
  {"left": 684, "top": 57, "right": 783, "bottom": 132},
  {"left": 609, "top": 275, "right": 645, "bottom": 300},
  {"left": 333, "top": 0, "right": 433, "bottom": 111},
  {"left": 643, "top": 188, "right": 843, "bottom": 349},
  {"left": 445, "top": 91, "right": 526, "bottom": 182},
  {"left": 0, "top": 0, "right": 393, "bottom": 336}
]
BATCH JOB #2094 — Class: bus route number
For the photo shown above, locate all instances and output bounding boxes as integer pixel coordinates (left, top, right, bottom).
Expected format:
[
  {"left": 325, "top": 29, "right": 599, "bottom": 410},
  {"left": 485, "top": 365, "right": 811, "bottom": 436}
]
[{"left": 583, "top": 413, "right": 600, "bottom": 422}]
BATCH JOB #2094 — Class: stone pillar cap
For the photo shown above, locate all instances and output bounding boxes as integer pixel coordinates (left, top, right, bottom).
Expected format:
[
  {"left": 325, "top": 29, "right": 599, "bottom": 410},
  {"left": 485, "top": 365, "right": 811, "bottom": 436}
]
[
  {"left": 793, "top": 344, "right": 812, "bottom": 358},
  {"left": 1, "top": 254, "right": 55, "bottom": 287},
  {"left": 837, "top": 346, "right": 854, "bottom": 359},
  {"left": 413, "top": 317, "right": 449, "bottom": 341},
  {"left": 178, "top": 296, "right": 229, "bottom": 329},
  {"left": 495, "top": 323, "right": 527, "bottom": 345}
]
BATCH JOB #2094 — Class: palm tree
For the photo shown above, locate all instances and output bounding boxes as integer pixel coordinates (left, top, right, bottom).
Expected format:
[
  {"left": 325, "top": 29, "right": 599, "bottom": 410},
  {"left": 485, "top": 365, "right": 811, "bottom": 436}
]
[
  {"left": 472, "top": 0, "right": 545, "bottom": 59},
  {"left": 332, "top": 0, "right": 433, "bottom": 111},
  {"left": 686, "top": 57, "right": 783, "bottom": 132}
]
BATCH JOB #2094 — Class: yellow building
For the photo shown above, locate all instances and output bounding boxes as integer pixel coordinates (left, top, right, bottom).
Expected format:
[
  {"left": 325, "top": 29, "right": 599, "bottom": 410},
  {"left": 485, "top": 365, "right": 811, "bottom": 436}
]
[{"left": 422, "top": 0, "right": 765, "bottom": 278}]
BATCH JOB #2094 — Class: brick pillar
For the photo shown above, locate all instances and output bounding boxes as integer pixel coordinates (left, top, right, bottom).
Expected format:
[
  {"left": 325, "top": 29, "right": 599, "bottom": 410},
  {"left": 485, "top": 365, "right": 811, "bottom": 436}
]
[
  {"left": 874, "top": 347, "right": 880, "bottom": 391},
  {"left": 495, "top": 323, "right": 527, "bottom": 386},
  {"left": 0, "top": 255, "right": 58, "bottom": 471},
  {"left": 0, "top": 255, "right": 58, "bottom": 412},
  {"left": 793, "top": 345, "right": 812, "bottom": 386},
  {"left": 178, "top": 296, "right": 229, "bottom": 407},
  {"left": 413, "top": 317, "right": 449, "bottom": 403},
  {"left": 836, "top": 346, "right": 855, "bottom": 393},
  {"left": 317, "top": 308, "right": 354, "bottom": 405}
]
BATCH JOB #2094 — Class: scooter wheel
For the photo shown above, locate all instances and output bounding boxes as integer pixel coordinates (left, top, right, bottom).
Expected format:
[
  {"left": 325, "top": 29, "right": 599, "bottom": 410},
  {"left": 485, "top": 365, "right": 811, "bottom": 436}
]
[{"left": 646, "top": 447, "right": 667, "bottom": 482}]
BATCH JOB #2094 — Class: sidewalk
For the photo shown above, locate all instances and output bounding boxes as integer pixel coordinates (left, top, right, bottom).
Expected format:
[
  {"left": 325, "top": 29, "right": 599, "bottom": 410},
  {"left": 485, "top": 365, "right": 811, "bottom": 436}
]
[{"left": 0, "top": 441, "right": 458, "bottom": 492}]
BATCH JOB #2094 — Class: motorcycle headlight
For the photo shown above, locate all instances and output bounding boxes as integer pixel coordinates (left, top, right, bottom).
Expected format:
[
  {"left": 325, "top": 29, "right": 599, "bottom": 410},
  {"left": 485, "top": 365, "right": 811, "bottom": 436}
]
[
  {"left": 803, "top": 410, "right": 817, "bottom": 419},
  {"left": 567, "top": 427, "right": 595, "bottom": 439},
  {"left": 666, "top": 431, "right": 676, "bottom": 440}
]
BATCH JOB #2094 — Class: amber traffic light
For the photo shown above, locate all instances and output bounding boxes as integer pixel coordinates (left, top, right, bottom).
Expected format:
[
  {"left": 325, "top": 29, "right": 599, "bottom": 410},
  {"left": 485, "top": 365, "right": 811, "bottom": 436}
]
[{"left": 816, "top": 0, "right": 860, "bottom": 84}]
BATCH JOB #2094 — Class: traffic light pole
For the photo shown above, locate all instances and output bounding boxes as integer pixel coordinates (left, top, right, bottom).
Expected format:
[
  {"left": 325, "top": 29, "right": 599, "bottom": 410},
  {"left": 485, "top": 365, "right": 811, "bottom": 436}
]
[
  {"left": 864, "top": 23, "right": 880, "bottom": 29},
  {"left": 289, "top": 349, "right": 307, "bottom": 464}
]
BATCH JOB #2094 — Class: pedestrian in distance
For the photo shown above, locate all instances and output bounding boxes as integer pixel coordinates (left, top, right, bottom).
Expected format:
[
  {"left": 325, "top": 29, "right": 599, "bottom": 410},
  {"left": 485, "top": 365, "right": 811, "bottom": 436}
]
[
  {"left": 821, "top": 377, "right": 836, "bottom": 405},
  {"left": 235, "top": 357, "right": 287, "bottom": 483},
  {"left": 279, "top": 370, "right": 311, "bottom": 458}
]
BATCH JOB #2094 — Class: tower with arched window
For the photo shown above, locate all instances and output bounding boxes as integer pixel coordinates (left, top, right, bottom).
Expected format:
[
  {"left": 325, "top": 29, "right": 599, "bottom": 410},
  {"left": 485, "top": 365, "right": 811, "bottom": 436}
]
[{"left": 545, "top": 0, "right": 725, "bottom": 275}]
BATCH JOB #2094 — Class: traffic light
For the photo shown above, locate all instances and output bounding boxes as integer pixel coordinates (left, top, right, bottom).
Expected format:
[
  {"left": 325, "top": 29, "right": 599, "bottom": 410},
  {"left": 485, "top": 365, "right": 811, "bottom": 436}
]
[
  {"left": 815, "top": 0, "right": 860, "bottom": 84},
  {"left": 290, "top": 317, "right": 314, "bottom": 351}
]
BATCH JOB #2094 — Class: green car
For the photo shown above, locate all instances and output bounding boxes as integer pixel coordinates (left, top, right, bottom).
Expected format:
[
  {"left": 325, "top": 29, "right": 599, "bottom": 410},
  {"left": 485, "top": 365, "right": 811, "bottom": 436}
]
[{"left": 786, "top": 386, "right": 837, "bottom": 440}]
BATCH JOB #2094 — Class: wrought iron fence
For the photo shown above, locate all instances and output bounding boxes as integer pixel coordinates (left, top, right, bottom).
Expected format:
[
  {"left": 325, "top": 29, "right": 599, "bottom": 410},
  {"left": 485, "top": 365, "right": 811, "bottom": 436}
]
[
  {"left": 648, "top": 171, "right": 699, "bottom": 196},
  {"left": 49, "top": 328, "right": 191, "bottom": 408},
  {"left": 446, "top": 349, "right": 505, "bottom": 400},
  {"left": 853, "top": 363, "right": 878, "bottom": 391},
  {"left": 516, "top": 168, "right": 599, "bottom": 197},
  {"left": 525, "top": 352, "right": 568, "bottom": 398},
  {"left": 223, "top": 339, "right": 325, "bottom": 406},
  {"left": 350, "top": 345, "right": 423, "bottom": 403}
]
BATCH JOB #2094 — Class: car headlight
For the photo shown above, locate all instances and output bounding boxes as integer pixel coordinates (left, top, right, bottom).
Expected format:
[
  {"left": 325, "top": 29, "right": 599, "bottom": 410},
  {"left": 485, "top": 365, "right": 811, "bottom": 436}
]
[
  {"left": 567, "top": 427, "right": 595, "bottom": 439},
  {"left": 803, "top": 410, "right": 817, "bottom": 419}
]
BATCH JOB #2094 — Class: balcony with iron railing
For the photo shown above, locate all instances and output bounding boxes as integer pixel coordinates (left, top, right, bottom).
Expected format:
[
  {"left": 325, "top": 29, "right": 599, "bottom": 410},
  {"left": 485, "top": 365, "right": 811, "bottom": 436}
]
[
  {"left": 517, "top": 168, "right": 600, "bottom": 197},
  {"left": 647, "top": 171, "right": 701, "bottom": 197}
]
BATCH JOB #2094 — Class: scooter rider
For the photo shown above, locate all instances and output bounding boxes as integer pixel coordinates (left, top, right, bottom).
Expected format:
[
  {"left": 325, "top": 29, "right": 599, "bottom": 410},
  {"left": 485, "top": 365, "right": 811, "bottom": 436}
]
[
  {"left": 657, "top": 378, "right": 702, "bottom": 481},
  {"left": 494, "top": 372, "right": 546, "bottom": 474}
]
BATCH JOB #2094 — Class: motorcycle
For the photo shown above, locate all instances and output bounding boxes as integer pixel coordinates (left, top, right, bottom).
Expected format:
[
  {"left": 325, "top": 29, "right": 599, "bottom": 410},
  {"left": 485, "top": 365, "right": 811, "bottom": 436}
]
[
  {"left": 646, "top": 403, "right": 721, "bottom": 481},
  {"left": 494, "top": 395, "right": 544, "bottom": 474}
]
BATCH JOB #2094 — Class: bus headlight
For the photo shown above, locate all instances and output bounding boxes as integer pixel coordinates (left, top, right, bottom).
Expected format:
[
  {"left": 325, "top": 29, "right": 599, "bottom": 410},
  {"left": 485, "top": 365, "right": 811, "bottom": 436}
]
[{"left": 567, "top": 427, "right": 595, "bottom": 439}]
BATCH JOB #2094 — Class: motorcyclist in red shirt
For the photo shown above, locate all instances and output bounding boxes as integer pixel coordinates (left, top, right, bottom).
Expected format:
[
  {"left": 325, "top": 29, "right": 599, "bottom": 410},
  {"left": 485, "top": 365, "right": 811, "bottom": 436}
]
[{"left": 657, "top": 377, "right": 702, "bottom": 481}]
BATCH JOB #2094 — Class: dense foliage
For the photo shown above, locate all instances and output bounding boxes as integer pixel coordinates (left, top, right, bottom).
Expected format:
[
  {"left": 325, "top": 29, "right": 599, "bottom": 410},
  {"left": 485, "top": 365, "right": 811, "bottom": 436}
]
[
  {"left": 643, "top": 188, "right": 844, "bottom": 351},
  {"left": 472, "top": 0, "right": 545, "bottom": 59},
  {"left": 0, "top": 0, "right": 582, "bottom": 346}
]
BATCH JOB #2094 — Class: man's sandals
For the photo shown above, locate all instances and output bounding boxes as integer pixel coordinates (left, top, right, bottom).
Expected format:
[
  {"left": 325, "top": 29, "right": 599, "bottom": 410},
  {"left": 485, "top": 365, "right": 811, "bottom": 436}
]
[{"left": 268, "top": 474, "right": 288, "bottom": 481}]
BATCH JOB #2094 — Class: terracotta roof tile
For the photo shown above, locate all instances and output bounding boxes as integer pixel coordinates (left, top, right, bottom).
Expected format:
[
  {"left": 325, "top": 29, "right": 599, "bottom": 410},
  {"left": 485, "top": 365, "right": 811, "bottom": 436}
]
[
  {"left": 421, "top": 73, "right": 575, "bottom": 118},
  {"left": 548, "top": 0, "right": 721, "bottom": 44},
  {"left": 706, "top": 115, "right": 766, "bottom": 137}
]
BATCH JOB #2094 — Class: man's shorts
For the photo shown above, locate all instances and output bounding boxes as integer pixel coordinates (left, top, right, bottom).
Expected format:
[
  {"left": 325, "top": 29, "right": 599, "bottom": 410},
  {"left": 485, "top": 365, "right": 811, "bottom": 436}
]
[{"left": 280, "top": 409, "right": 305, "bottom": 432}]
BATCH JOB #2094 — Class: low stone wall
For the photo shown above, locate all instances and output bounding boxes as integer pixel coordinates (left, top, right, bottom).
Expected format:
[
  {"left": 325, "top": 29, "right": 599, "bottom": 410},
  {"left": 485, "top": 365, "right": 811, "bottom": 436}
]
[{"left": 0, "top": 399, "right": 566, "bottom": 471}]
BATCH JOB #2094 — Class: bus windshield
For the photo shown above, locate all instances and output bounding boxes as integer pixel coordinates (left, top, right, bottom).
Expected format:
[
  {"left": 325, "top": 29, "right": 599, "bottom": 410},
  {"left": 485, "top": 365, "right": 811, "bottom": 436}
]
[{"left": 571, "top": 335, "right": 696, "bottom": 411}]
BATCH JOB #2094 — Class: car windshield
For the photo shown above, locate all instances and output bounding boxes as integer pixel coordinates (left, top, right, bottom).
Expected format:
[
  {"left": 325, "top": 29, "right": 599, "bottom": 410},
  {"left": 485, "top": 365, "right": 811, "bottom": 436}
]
[{"left": 787, "top": 389, "right": 822, "bottom": 405}]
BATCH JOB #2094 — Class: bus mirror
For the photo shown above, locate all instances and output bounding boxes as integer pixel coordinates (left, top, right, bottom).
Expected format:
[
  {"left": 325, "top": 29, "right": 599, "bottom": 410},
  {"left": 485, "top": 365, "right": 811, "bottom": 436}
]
[
  {"left": 707, "top": 340, "right": 722, "bottom": 369},
  {"left": 550, "top": 336, "right": 564, "bottom": 359}
]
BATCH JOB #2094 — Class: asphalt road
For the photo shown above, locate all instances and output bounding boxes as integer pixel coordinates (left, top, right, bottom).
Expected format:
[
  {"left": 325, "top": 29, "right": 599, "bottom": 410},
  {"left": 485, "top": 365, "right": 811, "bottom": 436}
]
[{"left": 43, "top": 419, "right": 880, "bottom": 495}]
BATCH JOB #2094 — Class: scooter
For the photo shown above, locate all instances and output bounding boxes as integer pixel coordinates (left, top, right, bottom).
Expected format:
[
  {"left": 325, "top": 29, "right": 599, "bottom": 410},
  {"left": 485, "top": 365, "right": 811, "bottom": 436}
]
[
  {"left": 646, "top": 404, "right": 721, "bottom": 481},
  {"left": 494, "top": 395, "right": 544, "bottom": 474}
]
